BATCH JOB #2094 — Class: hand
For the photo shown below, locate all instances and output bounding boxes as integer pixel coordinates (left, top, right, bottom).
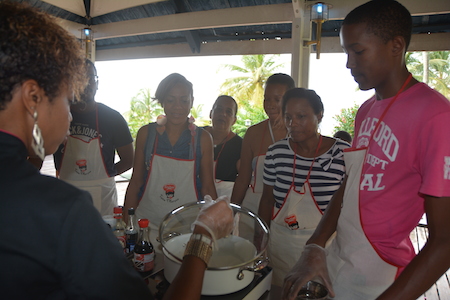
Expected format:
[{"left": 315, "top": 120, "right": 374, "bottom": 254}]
[
  {"left": 282, "top": 244, "right": 335, "bottom": 300},
  {"left": 192, "top": 195, "right": 234, "bottom": 243}
]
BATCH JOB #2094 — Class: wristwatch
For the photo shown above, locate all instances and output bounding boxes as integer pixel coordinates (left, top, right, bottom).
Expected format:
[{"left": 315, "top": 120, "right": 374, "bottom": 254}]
[{"left": 183, "top": 234, "right": 213, "bottom": 266}]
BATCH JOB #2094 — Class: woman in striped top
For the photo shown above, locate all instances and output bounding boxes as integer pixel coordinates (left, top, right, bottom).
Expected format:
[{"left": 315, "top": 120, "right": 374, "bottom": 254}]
[{"left": 258, "top": 88, "right": 350, "bottom": 286}]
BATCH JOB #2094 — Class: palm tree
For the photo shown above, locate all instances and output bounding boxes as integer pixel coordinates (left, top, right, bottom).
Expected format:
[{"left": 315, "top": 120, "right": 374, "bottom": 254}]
[
  {"left": 407, "top": 51, "right": 450, "bottom": 99},
  {"left": 220, "top": 54, "right": 284, "bottom": 109},
  {"left": 219, "top": 54, "right": 285, "bottom": 136},
  {"left": 126, "top": 88, "right": 163, "bottom": 140},
  {"left": 190, "top": 104, "right": 209, "bottom": 126}
]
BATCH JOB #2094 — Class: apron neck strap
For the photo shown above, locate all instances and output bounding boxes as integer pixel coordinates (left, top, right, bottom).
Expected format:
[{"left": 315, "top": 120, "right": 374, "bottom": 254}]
[
  {"left": 215, "top": 131, "right": 231, "bottom": 162},
  {"left": 292, "top": 135, "right": 323, "bottom": 190},
  {"left": 369, "top": 73, "right": 413, "bottom": 142}
]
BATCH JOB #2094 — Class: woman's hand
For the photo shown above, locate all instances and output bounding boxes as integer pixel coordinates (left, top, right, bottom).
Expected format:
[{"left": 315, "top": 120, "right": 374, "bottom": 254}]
[
  {"left": 282, "top": 244, "right": 335, "bottom": 300},
  {"left": 192, "top": 195, "right": 234, "bottom": 242}
]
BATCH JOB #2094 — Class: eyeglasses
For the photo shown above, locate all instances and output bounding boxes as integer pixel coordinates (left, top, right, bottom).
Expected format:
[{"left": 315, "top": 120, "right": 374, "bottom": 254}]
[{"left": 88, "top": 74, "right": 99, "bottom": 84}]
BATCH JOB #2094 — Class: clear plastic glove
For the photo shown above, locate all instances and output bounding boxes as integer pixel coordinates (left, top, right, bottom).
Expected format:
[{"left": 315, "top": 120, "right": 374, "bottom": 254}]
[
  {"left": 282, "top": 244, "right": 335, "bottom": 300},
  {"left": 192, "top": 195, "right": 234, "bottom": 247}
]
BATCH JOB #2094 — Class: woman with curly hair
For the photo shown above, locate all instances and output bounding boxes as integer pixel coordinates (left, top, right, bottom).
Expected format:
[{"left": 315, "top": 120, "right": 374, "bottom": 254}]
[
  {"left": 0, "top": 2, "right": 240, "bottom": 299},
  {"left": 0, "top": 2, "right": 152, "bottom": 298}
]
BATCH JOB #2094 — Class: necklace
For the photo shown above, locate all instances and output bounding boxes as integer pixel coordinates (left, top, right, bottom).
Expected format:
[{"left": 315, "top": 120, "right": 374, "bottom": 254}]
[{"left": 213, "top": 131, "right": 231, "bottom": 148}]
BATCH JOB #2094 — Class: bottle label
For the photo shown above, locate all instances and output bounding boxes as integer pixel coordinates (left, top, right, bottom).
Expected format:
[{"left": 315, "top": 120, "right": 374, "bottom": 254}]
[
  {"left": 116, "top": 235, "right": 126, "bottom": 249},
  {"left": 134, "top": 252, "right": 155, "bottom": 272},
  {"left": 125, "top": 242, "right": 135, "bottom": 254}
]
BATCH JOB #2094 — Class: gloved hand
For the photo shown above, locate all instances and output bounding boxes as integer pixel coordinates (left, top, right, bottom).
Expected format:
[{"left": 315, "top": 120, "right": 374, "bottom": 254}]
[
  {"left": 282, "top": 244, "right": 335, "bottom": 300},
  {"left": 192, "top": 195, "right": 234, "bottom": 247}
]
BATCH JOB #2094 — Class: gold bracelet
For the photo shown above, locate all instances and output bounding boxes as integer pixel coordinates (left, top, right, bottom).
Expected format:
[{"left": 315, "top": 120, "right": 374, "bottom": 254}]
[{"left": 183, "top": 234, "right": 213, "bottom": 266}]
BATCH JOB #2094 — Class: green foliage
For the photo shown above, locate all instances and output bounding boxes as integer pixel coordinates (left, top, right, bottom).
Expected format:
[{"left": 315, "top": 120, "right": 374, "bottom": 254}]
[
  {"left": 333, "top": 103, "right": 360, "bottom": 139},
  {"left": 232, "top": 103, "right": 267, "bottom": 137},
  {"left": 220, "top": 54, "right": 284, "bottom": 109},
  {"left": 190, "top": 104, "right": 210, "bottom": 126},
  {"left": 126, "top": 88, "right": 163, "bottom": 140},
  {"left": 127, "top": 89, "right": 210, "bottom": 140},
  {"left": 220, "top": 54, "right": 285, "bottom": 136},
  {"left": 406, "top": 51, "right": 450, "bottom": 99}
]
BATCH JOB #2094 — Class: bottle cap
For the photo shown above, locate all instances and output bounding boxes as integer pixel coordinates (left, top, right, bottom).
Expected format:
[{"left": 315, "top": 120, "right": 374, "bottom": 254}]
[
  {"left": 113, "top": 206, "right": 123, "bottom": 214},
  {"left": 138, "top": 219, "right": 149, "bottom": 228},
  {"left": 128, "top": 207, "right": 135, "bottom": 215}
]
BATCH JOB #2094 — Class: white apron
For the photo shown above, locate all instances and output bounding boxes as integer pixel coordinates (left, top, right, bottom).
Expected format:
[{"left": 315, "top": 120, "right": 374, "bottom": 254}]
[
  {"left": 59, "top": 106, "right": 117, "bottom": 216},
  {"left": 241, "top": 154, "right": 264, "bottom": 214},
  {"left": 241, "top": 121, "right": 274, "bottom": 214},
  {"left": 136, "top": 134, "right": 198, "bottom": 254},
  {"left": 326, "top": 74, "right": 413, "bottom": 299},
  {"left": 269, "top": 137, "right": 324, "bottom": 287}
]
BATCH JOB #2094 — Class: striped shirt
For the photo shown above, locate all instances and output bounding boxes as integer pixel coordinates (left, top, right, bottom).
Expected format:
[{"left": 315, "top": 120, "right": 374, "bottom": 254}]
[{"left": 263, "top": 138, "right": 350, "bottom": 211}]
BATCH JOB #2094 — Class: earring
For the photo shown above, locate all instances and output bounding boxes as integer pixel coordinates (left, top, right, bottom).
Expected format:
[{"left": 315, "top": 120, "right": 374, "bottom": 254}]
[{"left": 31, "top": 110, "right": 45, "bottom": 161}]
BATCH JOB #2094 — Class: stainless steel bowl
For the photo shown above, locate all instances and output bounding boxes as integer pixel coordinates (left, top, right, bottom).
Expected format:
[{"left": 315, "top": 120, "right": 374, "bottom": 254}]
[{"left": 296, "top": 280, "right": 329, "bottom": 300}]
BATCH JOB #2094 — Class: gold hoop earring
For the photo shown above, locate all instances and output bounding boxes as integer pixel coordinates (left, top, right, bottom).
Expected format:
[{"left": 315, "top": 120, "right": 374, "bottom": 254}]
[{"left": 31, "top": 111, "right": 45, "bottom": 160}]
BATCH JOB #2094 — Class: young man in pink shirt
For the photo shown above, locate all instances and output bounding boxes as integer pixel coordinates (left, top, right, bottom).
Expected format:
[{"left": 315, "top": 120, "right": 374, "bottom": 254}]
[{"left": 282, "top": 1, "right": 450, "bottom": 299}]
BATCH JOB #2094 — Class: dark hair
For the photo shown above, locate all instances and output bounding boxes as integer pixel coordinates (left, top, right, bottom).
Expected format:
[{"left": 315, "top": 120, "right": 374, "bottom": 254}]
[
  {"left": 153, "top": 73, "right": 193, "bottom": 104},
  {"left": 343, "top": 0, "right": 412, "bottom": 49},
  {"left": 281, "top": 88, "right": 324, "bottom": 117},
  {"left": 213, "top": 95, "right": 238, "bottom": 116},
  {"left": 333, "top": 130, "right": 353, "bottom": 143},
  {"left": 265, "top": 73, "right": 295, "bottom": 90},
  {"left": 0, "top": 1, "right": 87, "bottom": 110}
]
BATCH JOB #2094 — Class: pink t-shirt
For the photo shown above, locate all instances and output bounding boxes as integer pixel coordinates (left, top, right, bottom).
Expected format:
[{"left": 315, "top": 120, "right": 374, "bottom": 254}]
[{"left": 354, "top": 82, "right": 450, "bottom": 268}]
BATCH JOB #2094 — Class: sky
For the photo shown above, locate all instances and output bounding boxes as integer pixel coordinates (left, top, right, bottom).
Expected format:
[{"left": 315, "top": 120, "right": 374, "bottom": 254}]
[{"left": 94, "top": 53, "right": 374, "bottom": 136}]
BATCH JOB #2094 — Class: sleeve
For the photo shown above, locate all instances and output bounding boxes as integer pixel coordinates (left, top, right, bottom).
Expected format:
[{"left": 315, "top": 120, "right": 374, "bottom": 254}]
[
  {"left": 56, "top": 193, "right": 153, "bottom": 299},
  {"left": 263, "top": 145, "right": 277, "bottom": 186},
  {"left": 418, "top": 111, "right": 450, "bottom": 197}
]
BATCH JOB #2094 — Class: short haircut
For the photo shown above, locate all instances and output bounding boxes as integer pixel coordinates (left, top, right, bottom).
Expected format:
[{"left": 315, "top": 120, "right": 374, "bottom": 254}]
[
  {"left": 333, "top": 130, "right": 353, "bottom": 143},
  {"left": 265, "top": 73, "right": 296, "bottom": 90},
  {"left": 213, "top": 95, "right": 238, "bottom": 116},
  {"left": 343, "top": 0, "right": 412, "bottom": 49},
  {"left": 281, "top": 88, "right": 324, "bottom": 117},
  {"left": 85, "top": 59, "right": 97, "bottom": 74},
  {"left": 0, "top": 1, "right": 86, "bottom": 110},
  {"left": 153, "top": 73, "right": 193, "bottom": 104}
]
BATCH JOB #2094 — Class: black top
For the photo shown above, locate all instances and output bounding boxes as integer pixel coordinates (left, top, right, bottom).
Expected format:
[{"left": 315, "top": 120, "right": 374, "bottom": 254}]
[
  {"left": 214, "top": 134, "right": 243, "bottom": 182},
  {"left": 0, "top": 131, "right": 152, "bottom": 300}
]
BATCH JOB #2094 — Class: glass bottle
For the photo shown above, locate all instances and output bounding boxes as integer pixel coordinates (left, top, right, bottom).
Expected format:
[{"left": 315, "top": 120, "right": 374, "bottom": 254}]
[
  {"left": 125, "top": 208, "right": 138, "bottom": 254},
  {"left": 133, "top": 218, "right": 155, "bottom": 272},
  {"left": 113, "top": 206, "right": 126, "bottom": 251}
]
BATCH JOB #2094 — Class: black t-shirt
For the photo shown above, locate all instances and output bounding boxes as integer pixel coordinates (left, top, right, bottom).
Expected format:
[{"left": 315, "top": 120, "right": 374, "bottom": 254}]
[
  {"left": 54, "top": 103, "right": 133, "bottom": 177},
  {"left": 0, "top": 132, "right": 152, "bottom": 299},
  {"left": 214, "top": 134, "right": 243, "bottom": 182}
]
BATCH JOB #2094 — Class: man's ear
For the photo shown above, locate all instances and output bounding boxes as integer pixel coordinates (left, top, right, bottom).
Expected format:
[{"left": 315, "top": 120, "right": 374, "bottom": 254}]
[
  {"left": 391, "top": 35, "right": 406, "bottom": 57},
  {"left": 21, "top": 79, "right": 44, "bottom": 116},
  {"left": 209, "top": 110, "right": 213, "bottom": 120}
]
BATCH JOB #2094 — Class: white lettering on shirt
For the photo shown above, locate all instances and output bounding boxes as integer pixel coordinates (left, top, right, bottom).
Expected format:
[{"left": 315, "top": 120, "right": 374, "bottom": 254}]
[
  {"left": 366, "top": 154, "right": 389, "bottom": 170},
  {"left": 445, "top": 157, "right": 450, "bottom": 180},
  {"left": 358, "top": 117, "right": 399, "bottom": 161},
  {"left": 360, "top": 173, "right": 385, "bottom": 191},
  {"left": 69, "top": 125, "right": 98, "bottom": 141}
]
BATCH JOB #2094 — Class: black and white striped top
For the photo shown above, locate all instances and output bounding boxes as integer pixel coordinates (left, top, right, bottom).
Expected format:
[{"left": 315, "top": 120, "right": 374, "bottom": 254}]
[{"left": 263, "top": 138, "right": 350, "bottom": 211}]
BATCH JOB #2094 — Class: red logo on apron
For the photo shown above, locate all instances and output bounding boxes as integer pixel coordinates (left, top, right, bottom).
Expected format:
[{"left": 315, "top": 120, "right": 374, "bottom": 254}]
[
  {"left": 284, "top": 215, "right": 299, "bottom": 230},
  {"left": 75, "top": 159, "right": 90, "bottom": 175},
  {"left": 161, "top": 184, "right": 178, "bottom": 203}
]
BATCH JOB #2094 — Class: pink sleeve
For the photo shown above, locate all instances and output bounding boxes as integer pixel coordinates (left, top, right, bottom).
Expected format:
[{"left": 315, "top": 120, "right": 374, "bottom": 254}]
[{"left": 418, "top": 111, "right": 450, "bottom": 197}]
